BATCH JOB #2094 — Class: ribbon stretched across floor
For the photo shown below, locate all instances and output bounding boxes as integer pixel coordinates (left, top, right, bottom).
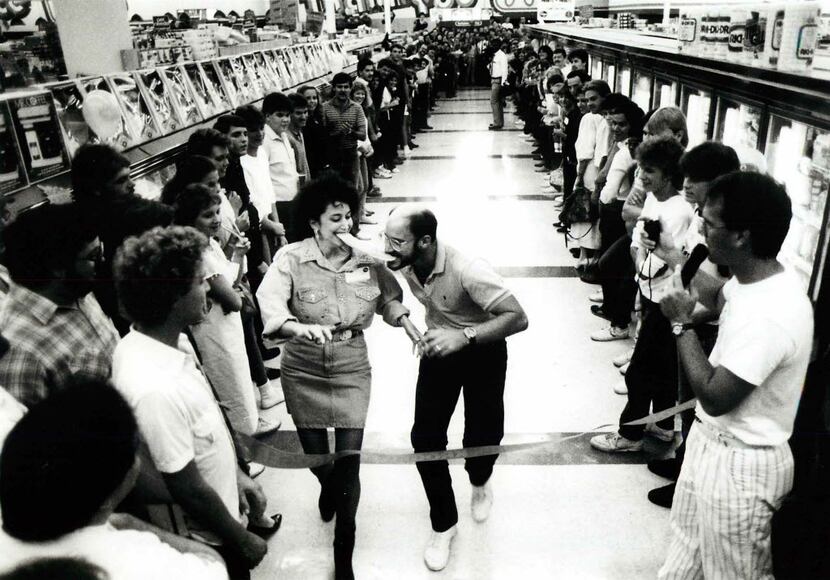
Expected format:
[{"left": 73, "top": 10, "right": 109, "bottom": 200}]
[{"left": 240, "top": 399, "right": 698, "bottom": 469}]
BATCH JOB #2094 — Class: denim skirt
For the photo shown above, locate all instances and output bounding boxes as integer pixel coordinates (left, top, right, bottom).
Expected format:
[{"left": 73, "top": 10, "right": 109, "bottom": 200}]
[{"left": 281, "top": 333, "right": 372, "bottom": 428}]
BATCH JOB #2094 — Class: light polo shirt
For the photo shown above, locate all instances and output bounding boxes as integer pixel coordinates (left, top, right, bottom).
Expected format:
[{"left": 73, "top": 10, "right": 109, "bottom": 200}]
[
  {"left": 111, "top": 330, "right": 242, "bottom": 545},
  {"left": 263, "top": 124, "right": 299, "bottom": 202},
  {"left": 401, "top": 242, "right": 511, "bottom": 330}
]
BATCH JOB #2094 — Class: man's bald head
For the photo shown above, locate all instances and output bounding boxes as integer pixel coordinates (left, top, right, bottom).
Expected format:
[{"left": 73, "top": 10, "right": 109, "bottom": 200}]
[{"left": 388, "top": 205, "right": 437, "bottom": 243}]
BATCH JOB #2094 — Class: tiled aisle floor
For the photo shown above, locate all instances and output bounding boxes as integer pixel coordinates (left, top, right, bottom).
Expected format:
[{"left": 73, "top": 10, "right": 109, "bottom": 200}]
[{"left": 254, "top": 88, "right": 671, "bottom": 579}]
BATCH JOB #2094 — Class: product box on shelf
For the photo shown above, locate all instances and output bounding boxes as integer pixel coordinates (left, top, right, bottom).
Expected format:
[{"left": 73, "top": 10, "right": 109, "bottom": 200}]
[
  {"left": 228, "top": 56, "right": 258, "bottom": 104},
  {"left": 135, "top": 69, "right": 184, "bottom": 135},
  {"left": 200, "top": 61, "right": 235, "bottom": 112},
  {"left": 48, "top": 81, "right": 93, "bottom": 156},
  {"left": 181, "top": 62, "right": 220, "bottom": 118},
  {"left": 106, "top": 73, "right": 162, "bottom": 144},
  {"left": 5, "top": 92, "right": 70, "bottom": 184},
  {"left": 240, "top": 54, "right": 266, "bottom": 100},
  {"left": 0, "top": 102, "right": 28, "bottom": 195},
  {"left": 159, "top": 66, "right": 204, "bottom": 127},
  {"left": 252, "top": 51, "right": 280, "bottom": 93},
  {"left": 214, "top": 58, "right": 242, "bottom": 107}
]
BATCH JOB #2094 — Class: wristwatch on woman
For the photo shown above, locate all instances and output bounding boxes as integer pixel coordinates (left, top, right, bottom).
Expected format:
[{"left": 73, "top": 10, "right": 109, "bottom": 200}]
[{"left": 463, "top": 326, "right": 478, "bottom": 345}]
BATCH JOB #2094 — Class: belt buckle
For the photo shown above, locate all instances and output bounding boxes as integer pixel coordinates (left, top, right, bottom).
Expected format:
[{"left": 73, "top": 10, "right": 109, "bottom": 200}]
[{"left": 338, "top": 329, "right": 353, "bottom": 341}]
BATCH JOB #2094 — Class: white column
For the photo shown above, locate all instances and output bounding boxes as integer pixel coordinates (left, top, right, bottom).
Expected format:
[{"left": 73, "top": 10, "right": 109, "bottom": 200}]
[
  {"left": 52, "top": 0, "right": 134, "bottom": 76},
  {"left": 662, "top": 1, "right": 671, "bottom": 26},
  {"left": 384, "top": 0, "right": 392, "bottom": 34}
]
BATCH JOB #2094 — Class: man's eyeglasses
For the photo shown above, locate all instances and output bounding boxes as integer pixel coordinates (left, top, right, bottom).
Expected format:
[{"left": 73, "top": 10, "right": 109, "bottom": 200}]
[{"left": 382, "top": 232, "right": 413, "bottom": 252}]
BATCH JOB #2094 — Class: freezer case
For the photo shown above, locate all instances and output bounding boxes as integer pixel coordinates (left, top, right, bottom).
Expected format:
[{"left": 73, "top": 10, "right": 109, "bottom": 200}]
[
  {"left": 714, "top": 96, "right": 762, "bottom": 152},
  {"left": 766, "top": 114, "right": 830, "bottom": 300},
  {"left": 680, "top": 85, "right": 712, "bottom": 148}
]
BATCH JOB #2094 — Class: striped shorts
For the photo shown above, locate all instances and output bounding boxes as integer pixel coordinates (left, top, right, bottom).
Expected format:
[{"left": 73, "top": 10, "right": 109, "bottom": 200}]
[{"left": 658, "top": 419, "right": 794, "bottom": 580}]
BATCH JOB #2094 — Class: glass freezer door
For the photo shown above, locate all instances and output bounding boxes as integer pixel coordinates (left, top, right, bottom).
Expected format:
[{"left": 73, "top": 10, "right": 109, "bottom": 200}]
[
  {"left": 715, "top": 97, "right": 762, "bottom": 151},
  {"left": 617, "top": 66, "right": 631, "bottom": 97},
  {"left": 681, "top": 86, "right": 712, "bottom": 148},
  {"left": 603, "top": 62, "right": 616, "bottom": 90},
  {"left": 632, "top": 70, "right": 653, "bottom": 112},
  {"left": 767, "top": 116, "right": 830, "bottom": 300},
  {"left": 654, "top": 78, "right": 678, "bottom": 108},
  {"left": 591, "top": 56, "right": 603, "bottom": 81}
]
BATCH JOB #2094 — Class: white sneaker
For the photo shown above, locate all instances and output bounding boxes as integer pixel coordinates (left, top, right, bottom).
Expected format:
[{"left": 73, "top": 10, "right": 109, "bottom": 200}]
[
  {"left": 613, "top": 349, "right": 633, "bottom": 368},
  {"left": 645, "top": 423, "right": 675, "bottom": 442},
  {"left": 613, "top": 380, "right": 628, "bottom": 395},
  {"left": 588, "top": 289, "right": 603, "bottom": 303},
  {"left": 619, "top": 361, "right": 629, "bottom": 375},
  {"left": 589, "top": 432, "right": 643, "bottom": 453},
  {"left": 471, "top": 481, "right": 493, "bottom": 523},
  {"left": 255, "top": 417, "right": 281, "bottom": 436},
  {"left": 248, "top": 461, "right": 266, "bottom": 478},
  {"left": 403, "top": 146, "right": 412, "bottom": 158},
  {"left": 258, "top": 381, "right": 284, "bottom": 410},
  {"left": 424, "top": 525, "right": 457, "bottom": 571},
  {"left": 391, "top": 167, "right": 400, "bottom": 174},
  {"left": 591, "top": 326, "right": 630, "bottom": 342}
]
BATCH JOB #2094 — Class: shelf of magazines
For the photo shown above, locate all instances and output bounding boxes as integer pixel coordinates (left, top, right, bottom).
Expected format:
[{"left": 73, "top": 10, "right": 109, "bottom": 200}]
[
  {"left": 0, "top": 38, "right": 380, "bottom": 214},
  {"left": 0, "top": 41, "right": 350, "bottom": 188}
]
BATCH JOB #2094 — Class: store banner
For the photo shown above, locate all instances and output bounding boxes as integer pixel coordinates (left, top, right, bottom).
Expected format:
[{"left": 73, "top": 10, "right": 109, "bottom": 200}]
[
  {"left": 0, "top": 102, "right": 28, "bottom": 195},
  {"left": 6, "top": 92, "right": 70, "bottom": 184}
]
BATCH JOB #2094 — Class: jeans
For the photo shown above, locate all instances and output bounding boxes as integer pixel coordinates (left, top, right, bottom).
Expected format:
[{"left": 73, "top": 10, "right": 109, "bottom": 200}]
[
  {"left": 619, "top": 298, "right": 677, "bottom": 440},
  {"left": 411, "top": 340, "right": 508, "bottom": 532},
  {"left": 490, "top": 80, "right": 503, "bottom": 127}
]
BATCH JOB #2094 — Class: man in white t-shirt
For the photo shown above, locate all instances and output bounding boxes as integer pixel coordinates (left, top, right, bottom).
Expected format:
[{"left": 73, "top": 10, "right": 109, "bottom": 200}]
[
  {"left": 0, "top": 379, "right": 227, "bottom": 580},
  {"left": 111, "top": 227, "right": 275, "bottom": 580},
  {"left": 659, "top": 171, "right": 813, "bottom": 579}
]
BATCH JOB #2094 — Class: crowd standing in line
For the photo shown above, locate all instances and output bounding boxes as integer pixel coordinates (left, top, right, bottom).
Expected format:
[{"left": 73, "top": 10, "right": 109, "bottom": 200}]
[{"left": 0, "top": 22, "right": 819, "bottom": 580}]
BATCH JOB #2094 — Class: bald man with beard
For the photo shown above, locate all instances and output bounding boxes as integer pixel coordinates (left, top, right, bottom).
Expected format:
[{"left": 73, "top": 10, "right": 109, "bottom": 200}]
[{"left": 383, "top": 206, "right": 528, "bottom": 572}]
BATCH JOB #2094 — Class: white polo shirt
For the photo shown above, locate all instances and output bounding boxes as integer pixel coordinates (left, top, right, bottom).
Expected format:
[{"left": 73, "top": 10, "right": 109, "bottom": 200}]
[
  {"left": 263, "top": 124, "right": 298, "bottom": 202},
  {"left": 111, "top": 330, "right": 242, "bottom": 545}
]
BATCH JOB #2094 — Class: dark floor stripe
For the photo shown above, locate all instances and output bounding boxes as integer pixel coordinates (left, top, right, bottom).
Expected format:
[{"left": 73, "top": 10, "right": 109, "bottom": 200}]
[
  {"left": 440, "top": 98, "right": 490, "bottom": 101},
  {"left": 423, "top": 128, "right": 522, "bottom": 133},
  {"left": 495, "top": 266, "right": 579, "bottom": 278},
  {"left": 431, "top": 111, "right": 515, "bottom": 115},
  {"left": 408, "top": 154, "right": 533, "bottom": 160},
  {"left": 368, "top": 194, "right": 557, "bottom": 203},
  {"left": 255, "top": 430, "right": 671, "bottom": 466}
]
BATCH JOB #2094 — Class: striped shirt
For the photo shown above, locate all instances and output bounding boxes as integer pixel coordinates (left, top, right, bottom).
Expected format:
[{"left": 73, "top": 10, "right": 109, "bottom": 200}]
[
  {"left": 320, "top": 98, "right": 367, "bottom": 157},
  {"left": 0, "top": 283, "right": 119, "bottom": 407}
]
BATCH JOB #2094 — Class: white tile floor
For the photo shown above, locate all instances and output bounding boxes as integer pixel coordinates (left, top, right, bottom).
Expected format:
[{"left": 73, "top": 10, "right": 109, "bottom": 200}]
[{"left": 254, "top": 88, "right": 671, "bottom": 579}]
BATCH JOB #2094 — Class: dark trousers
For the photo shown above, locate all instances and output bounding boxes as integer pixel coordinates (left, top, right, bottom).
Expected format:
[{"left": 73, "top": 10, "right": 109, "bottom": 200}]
[
  {"left": 411, "top": 340, "right": 507, "bottom": 532},
  {"left": 216, "top": 544, "right": 252, "bottom": 580},
  {"left": 562, "top": 160, "right": 577, "bottom": 199},
  {"left": 619, "top": 298, "right": 677, "bottom": 440},
  {"left": 598, "top": 234, "right": 636, "bottom": 329},
  {"left": 598, "top": 200, "right": 626, "bottom": 256},
  {"left": 275, "top": 199, "right": 299, "bottom": 243}
]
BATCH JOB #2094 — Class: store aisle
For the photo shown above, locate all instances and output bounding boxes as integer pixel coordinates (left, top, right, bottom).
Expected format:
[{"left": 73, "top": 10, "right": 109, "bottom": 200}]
[{"left": 254, "top": 88, "right": 671, "bottom": 579}]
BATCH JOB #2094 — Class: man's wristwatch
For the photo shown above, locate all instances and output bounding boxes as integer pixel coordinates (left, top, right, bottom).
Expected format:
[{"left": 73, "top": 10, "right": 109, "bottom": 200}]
[
  {"left": 671, "top": 322, "right": 694, "bottom": 337},
  {"left": 463, "top": 326, "right": 478, "bottom": 345}
]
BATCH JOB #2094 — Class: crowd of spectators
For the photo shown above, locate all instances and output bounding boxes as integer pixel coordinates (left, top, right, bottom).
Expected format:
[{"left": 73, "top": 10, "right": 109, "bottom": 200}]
[{"left": 0, "top": 22, "right": 823, "bottom": 580}]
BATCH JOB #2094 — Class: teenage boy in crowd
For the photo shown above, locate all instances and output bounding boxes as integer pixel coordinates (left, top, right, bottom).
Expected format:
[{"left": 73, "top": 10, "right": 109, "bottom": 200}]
[
  {"left": 321, "top": 72, "right": 367, "bottom": 187},
  {"left": 658, "top": 172, "right": 813, "bottom": 579},
  {"left": 235, "top": 104, "right": 287, "bottom": 254},
  {"left": 489, "top": 38, "right": 508, "bottom": 131},
  {"left": 262, "top": 92, "right": 301, "bottom": 243},
  {"left": 70, "top": 143, "right": 174, "bottom": 334},
  {"left": 384, "top": 206, "right": 529, "bottom": 572},
  {"left": 0, "top": 379, "right": 228, "bottom": 579},
  {"left": 0, "top": 203, "right": 119, "bottom": 408},
  {"left": 112, "top": 226, "right": 276, "bottom": 579}
]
